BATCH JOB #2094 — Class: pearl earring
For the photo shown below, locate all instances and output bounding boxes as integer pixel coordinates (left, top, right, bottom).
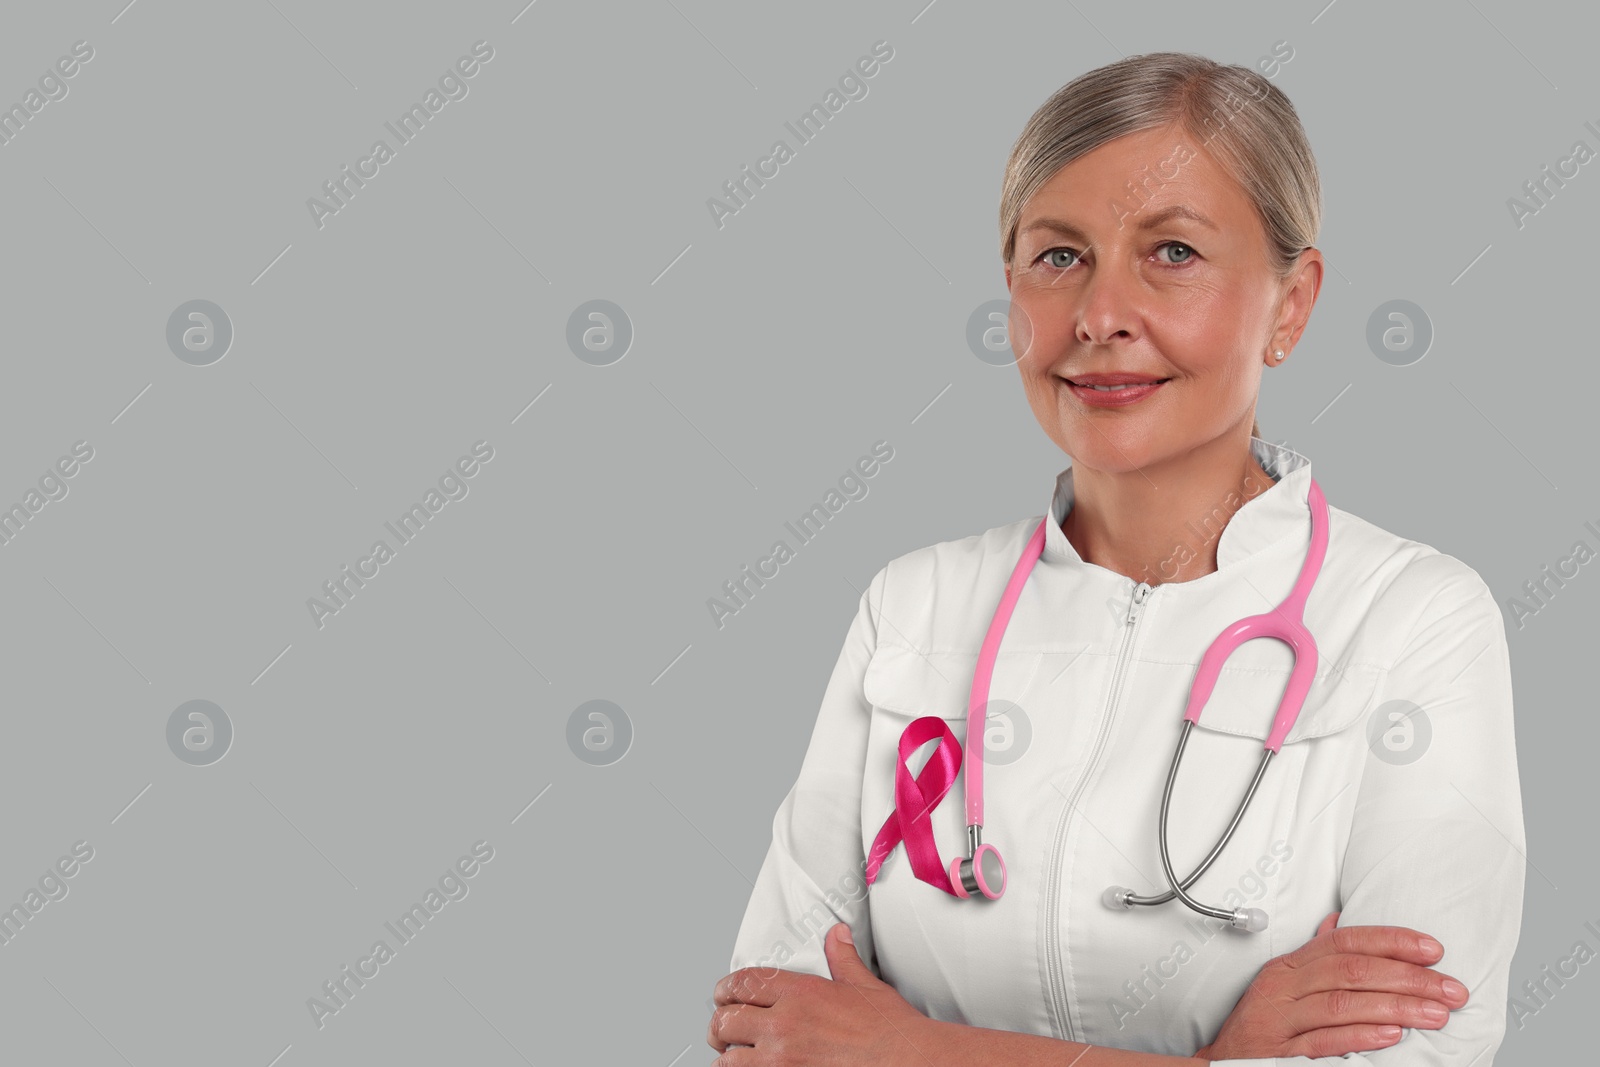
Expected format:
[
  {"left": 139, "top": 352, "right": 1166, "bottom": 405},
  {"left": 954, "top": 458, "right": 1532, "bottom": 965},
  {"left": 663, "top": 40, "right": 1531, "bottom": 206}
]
[{"left": 1272, "top": 349, "right": 1285, "bottom": 362}]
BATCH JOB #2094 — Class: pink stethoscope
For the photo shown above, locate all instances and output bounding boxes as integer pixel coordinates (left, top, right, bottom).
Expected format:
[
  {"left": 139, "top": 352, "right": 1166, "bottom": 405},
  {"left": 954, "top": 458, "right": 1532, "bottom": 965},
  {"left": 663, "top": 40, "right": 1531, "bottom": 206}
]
[{"left": 865, "top": 477, "right": 1329, "bottom": 933}]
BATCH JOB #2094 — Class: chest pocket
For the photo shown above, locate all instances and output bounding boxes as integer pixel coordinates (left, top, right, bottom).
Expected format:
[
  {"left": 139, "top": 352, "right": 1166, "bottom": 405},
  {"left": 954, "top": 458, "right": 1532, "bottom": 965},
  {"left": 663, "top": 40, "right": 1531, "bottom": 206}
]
[
  {"left": 859, "top": 641, "right": 1061, "bottom": 806},
  {"left": 1177, "top": 657, "right": 1381, "bottom": 745},
  {"left": 862, "top": 643, "right": 974, "bottom": 720}
]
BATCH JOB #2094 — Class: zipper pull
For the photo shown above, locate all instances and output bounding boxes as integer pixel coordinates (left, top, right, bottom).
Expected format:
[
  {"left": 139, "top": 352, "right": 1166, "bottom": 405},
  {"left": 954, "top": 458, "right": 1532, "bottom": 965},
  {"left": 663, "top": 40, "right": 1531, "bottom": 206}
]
[{"left": 1126, "top": 581, "right": 1152, "bottom": 624}]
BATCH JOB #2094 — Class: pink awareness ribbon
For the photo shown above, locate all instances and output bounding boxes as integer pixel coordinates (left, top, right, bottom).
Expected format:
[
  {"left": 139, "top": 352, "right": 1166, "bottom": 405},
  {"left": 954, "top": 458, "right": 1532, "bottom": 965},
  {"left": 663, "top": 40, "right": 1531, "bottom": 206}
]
[{"left": 865, "top": 715, "right": 963, "bottom": 896}]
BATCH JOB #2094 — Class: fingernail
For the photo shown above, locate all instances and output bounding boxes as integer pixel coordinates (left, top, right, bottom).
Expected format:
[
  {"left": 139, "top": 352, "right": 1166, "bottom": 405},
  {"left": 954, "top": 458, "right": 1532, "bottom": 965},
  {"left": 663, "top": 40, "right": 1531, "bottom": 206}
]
[
  {"left": 1442, "top": 978, "right": 1467, "bottom": 1001},
  {"left": 1423, "top": 1004, "right": 1448, "bottom": 1024},
  {"left": 836, "top": 923, "right": 853, "bottom": 945},
  {"left": 1379, "top": 1026, "right": 1401, "bottom": 1041},
  {"left": 1419, "top": 937, "right": 1443, "bottom": 957}
]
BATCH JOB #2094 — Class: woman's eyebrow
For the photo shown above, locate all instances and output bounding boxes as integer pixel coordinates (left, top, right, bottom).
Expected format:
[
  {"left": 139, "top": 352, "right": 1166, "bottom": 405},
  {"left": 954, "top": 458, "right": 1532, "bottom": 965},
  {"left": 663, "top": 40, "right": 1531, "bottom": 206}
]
[{"left": 1021, "top": 204, "right": 1218, "bottom": 241}]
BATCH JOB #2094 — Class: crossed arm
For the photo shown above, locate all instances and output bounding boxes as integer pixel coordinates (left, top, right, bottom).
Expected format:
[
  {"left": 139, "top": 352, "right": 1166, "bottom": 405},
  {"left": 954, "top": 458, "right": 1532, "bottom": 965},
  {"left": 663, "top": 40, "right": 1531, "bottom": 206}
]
[
  {"left": 709, "top": 912, "right": 1467, "bottom": 1063},
  {"left": 713, "top": 562, "right": 1524, "bottom": 1065}
]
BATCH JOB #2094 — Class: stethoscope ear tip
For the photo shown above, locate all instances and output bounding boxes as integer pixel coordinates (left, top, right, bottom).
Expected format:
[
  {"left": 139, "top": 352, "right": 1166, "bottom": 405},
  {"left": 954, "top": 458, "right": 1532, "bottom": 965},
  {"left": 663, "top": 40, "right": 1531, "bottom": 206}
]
[
  {"left": 1102, "top": 886, "right": 1135, "bottom": 910},
  {"left": 1233, "top": 907, "right": 1269, "bottom": 933}
]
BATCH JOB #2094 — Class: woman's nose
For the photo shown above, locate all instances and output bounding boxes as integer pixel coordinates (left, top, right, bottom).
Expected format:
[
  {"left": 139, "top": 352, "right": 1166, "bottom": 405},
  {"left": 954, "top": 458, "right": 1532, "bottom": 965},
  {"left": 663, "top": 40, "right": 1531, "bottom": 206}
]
[{"left": 1075, "top": 260, "right": 1142, "bottom": 346}]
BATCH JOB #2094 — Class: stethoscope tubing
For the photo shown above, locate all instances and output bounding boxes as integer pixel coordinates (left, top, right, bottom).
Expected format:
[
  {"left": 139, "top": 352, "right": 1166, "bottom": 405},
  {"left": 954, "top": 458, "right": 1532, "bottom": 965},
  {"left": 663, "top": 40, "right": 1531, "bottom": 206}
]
[
  {"left": 965, "top": 516, "right": 1049, "bottom": 830},
  {"left": 1117, "top": 725, "right": 1274, "bottom": 911},
  {"left": 866, "top": 471, "right": 1330, "bottom": 929}
]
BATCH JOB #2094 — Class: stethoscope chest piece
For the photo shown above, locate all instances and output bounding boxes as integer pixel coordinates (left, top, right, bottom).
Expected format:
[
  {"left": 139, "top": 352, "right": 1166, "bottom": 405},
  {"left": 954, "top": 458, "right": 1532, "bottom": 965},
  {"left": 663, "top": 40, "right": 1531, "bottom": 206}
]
[{"left": 950, "top": 828, "right": 1006, "bottom": 899}]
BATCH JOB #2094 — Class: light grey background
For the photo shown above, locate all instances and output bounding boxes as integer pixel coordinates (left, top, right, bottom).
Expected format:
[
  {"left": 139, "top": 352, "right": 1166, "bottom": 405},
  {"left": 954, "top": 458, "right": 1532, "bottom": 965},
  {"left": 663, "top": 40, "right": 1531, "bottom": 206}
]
[{"left": 0, "top": 1, "right": 1592, "bottom": 1064}]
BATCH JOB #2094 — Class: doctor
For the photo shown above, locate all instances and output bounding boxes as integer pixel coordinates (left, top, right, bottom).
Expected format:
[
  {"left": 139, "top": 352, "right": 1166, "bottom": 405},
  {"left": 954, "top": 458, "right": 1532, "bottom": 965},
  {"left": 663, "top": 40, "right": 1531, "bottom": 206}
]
[{"left": 712, "top": 51, "right": 1525, "bottom": 1066}]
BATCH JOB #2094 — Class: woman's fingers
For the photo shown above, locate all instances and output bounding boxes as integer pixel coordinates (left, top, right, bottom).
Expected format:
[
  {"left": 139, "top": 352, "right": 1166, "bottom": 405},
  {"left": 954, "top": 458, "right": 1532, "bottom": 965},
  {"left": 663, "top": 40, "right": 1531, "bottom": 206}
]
[
  {"left": 1286, "top": 988, "right": 1455, "bottom": 1036},
  {"left": 1282, "top": 1022, "right": 1405, "bottom": 1059},
  {"left": 1288, "top": 951, "right": 1469, "bottom": 1009},
  {"left": 714, "top": 966, "right": 800, "bottom": 1008},
  {"left": 706, "top": 1002, "right": 764, "bottom": 1054},
  {"left": 1280, "top": 923, "right": 1445, "bottom": 971}
]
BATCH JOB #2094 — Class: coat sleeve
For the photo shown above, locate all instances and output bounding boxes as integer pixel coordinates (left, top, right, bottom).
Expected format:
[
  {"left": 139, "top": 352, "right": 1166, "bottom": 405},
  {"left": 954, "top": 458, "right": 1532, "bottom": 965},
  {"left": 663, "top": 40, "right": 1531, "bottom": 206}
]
[
  {"left": 1209, "top": 561, "right": 1528, "bottom": 1066},
  {"left": 727, "top": 564, "right": 885, "bottom": 982}
]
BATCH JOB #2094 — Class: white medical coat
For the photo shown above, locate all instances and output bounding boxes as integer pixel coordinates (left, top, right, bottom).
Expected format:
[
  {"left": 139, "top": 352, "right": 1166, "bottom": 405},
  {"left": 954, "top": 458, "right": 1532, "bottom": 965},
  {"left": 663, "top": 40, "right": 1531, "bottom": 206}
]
[{"left": 728, "top": 438, "right": 1526, "bottom": 1065}]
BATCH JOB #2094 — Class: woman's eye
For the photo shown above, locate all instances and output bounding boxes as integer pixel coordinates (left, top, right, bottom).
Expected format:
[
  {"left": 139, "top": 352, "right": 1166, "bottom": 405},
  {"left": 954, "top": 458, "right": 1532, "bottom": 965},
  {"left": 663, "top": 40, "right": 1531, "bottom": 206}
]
[
  {"left": 1034, "top": 243, "right": 1194, "bottom": 270},
  {"left": 1158, "top": 241, "right": 1196, "bottom": 264}
]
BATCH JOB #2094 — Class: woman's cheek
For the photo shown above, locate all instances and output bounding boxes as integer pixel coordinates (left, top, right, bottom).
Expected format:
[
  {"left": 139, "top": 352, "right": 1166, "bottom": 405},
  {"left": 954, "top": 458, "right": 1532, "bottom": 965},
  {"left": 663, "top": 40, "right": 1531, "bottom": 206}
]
[{"left": 1007, "top": 297, "right": 1037, "bottom": 363}]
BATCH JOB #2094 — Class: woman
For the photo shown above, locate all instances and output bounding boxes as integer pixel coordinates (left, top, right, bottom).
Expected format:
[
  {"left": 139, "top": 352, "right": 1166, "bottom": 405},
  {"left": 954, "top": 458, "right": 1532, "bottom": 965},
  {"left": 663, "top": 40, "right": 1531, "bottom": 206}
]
[{"left": 710, "top": 52, "right": 1524, "bottom": 1065}]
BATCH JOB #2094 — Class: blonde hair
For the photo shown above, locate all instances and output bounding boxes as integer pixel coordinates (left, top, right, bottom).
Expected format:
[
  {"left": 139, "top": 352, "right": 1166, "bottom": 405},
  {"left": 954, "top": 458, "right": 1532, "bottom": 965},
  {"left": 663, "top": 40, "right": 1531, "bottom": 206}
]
[{"left": 998, "top": 52, "right": 1321, "bottom": 440}]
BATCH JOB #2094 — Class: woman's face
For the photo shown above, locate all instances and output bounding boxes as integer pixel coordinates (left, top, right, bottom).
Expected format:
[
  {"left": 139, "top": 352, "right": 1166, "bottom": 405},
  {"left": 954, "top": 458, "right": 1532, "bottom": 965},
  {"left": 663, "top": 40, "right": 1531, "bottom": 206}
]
[{"left": 1005, "top": 123, "right": 1318, "bottom": 473}]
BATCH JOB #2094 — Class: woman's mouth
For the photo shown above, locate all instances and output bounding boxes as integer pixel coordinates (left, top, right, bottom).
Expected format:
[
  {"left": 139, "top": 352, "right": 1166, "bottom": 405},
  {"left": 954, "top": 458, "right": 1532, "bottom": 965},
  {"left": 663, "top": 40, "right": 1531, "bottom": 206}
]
[{"left": 1062, "top": 376, "right": 1171, "bottom": 407}]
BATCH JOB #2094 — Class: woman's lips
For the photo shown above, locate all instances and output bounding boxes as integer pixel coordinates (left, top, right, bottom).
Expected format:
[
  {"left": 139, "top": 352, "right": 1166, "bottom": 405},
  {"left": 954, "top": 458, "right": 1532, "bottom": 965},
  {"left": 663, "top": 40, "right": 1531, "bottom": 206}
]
[{"left": 1063, "top": 377, "right": 1170, "bottom": 407}]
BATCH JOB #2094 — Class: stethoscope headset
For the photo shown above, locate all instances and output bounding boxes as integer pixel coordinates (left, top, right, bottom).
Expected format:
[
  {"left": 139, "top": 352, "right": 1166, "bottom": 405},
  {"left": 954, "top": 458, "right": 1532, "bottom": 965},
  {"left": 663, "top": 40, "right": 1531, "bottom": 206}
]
[{"left": 865, "top": 476, "right": 1329, "bottom": 933}]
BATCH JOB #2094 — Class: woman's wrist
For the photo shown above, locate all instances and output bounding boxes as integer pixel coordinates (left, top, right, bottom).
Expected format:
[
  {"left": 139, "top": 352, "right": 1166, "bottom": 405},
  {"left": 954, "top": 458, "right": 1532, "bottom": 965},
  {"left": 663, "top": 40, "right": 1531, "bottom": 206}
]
[
  {"left": 923, "top": 1016, "right": 1213, "bottom": 1065},
  {"left": 919, "top": 1017, "right": 1073, "bottom": 1065}
]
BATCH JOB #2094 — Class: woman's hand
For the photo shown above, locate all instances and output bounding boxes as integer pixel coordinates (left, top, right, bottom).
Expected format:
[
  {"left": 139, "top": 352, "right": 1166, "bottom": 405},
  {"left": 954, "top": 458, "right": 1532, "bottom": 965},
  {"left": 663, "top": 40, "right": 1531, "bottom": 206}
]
[
  {"left": 708, "top": 922, "right": 937, "bottom": 1065},
  {"left": 1194, "top": 912, "right": 1471, "bottom": 1061}
]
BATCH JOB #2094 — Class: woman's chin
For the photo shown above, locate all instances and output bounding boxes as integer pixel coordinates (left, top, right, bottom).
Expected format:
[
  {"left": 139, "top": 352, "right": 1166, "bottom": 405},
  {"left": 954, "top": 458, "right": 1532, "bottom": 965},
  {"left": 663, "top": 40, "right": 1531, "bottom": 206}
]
[{"left": 1060, "top": 426, "right": 1165, "bottom": 472}]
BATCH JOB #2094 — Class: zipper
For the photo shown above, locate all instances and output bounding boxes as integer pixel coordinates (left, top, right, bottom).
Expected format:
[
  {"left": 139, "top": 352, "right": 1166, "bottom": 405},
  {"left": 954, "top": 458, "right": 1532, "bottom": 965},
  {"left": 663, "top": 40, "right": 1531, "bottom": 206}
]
[{"left": 1044, "top": 577, "right": 1155, "bottom": 1042}]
